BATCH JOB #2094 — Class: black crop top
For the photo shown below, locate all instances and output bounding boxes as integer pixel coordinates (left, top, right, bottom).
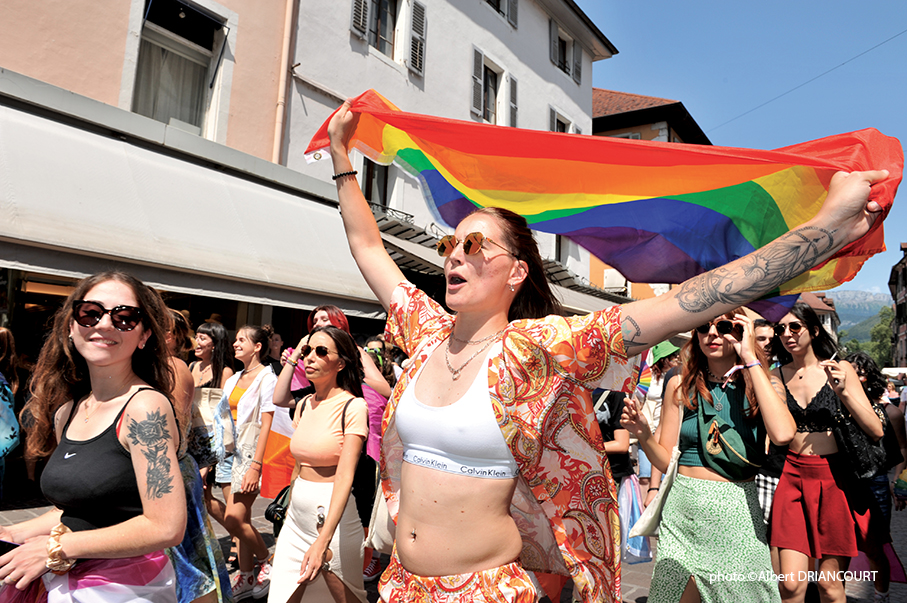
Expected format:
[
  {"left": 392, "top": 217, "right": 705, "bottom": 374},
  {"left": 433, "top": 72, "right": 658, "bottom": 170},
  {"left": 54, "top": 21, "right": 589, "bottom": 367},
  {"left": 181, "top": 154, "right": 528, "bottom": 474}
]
[
  {"left": 41, "top": 390, "right": 151, "bottom": 532},
  {"left": 785, "top": 382, "right": 840, "bottom": 433}
]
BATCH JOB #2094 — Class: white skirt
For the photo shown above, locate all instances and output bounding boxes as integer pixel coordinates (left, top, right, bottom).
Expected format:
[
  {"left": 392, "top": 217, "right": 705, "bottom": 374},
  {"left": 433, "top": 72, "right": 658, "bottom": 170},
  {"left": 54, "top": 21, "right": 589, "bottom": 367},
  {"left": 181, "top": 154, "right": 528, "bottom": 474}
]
[{"left": 269, "top": 477, "right": 367, "bottom": 603}]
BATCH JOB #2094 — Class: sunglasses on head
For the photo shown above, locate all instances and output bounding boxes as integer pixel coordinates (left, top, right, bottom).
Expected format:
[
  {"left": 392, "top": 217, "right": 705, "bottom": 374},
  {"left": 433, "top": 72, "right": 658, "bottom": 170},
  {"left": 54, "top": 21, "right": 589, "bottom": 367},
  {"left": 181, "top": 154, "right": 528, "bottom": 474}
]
[
  {"left": 301, "top": 344, "right": 333, "bottom": 358},
  {"left": 72, "top": 300, "right": 143, "bottom": 332},
  {"left": 436, "top": 232, "right": 513, "bottom": 257},
  {"left": 695, "top": 320, "right": 737, "bottom": 335},
  {"left": 773, "top": 321, "right": 804, "bottom": 337}
]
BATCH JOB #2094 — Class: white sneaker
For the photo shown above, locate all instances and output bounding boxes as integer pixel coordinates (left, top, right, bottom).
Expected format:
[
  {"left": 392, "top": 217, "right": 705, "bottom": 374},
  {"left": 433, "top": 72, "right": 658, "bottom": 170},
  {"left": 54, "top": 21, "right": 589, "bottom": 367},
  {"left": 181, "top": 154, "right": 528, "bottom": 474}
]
[
  {"left": 231, "top": 571, "right": 255, "bottom": 601},
  {"left": 252, "top": 561, "right": 271, "bottom": 599}
]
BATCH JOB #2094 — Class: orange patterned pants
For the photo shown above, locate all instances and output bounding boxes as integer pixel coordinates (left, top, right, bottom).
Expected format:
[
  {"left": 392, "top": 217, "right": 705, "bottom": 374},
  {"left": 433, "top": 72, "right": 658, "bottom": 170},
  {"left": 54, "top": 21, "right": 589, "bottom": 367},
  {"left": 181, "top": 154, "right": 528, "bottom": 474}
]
[{"left": 378, "top": 546, "right": 537, "bottom": 603}]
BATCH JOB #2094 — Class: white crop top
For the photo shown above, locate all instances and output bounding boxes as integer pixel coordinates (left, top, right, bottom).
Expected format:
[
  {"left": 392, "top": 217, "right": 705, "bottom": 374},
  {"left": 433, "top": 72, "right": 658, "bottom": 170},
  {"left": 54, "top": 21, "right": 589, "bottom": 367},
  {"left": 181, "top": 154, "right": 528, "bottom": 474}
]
[{"left": 395, "top": 343, "right": 519, "bottom": 479}]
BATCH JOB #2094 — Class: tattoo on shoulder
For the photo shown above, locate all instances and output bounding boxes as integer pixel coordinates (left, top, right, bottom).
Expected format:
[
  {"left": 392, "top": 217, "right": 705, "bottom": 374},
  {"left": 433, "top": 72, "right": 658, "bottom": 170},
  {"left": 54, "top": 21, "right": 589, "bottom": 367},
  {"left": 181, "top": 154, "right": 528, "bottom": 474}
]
[
  {"left": 674, "top": 225, "right": 836, "bottom": 314},
  {"left": 621, "top": 315, "right": 648, "bottom": 351},
  {"left": 127, "top": 410, "right": 174, "bottom": 499}
]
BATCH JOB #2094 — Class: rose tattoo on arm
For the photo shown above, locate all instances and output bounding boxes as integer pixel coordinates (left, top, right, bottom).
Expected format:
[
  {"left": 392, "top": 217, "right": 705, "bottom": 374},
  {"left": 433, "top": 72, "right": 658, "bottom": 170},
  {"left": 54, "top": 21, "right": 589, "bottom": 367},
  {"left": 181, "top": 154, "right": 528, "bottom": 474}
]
[{"left": 128, "top": 410, "right": 174, "bottom": 499}]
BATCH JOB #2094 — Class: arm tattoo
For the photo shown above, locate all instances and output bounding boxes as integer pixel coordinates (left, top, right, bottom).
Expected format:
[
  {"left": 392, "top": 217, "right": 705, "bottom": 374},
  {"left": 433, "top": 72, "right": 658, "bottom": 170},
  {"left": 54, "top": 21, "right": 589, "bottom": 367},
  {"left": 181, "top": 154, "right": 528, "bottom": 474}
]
[
  {"left": 127, "top": 410, "right": 175, "bottom": 499},
  {"left": 675, "top": 225, "right": 836, "bottom": 313},
  {"left": 621, "top": 315, "right": 649, "bottom": 350}
]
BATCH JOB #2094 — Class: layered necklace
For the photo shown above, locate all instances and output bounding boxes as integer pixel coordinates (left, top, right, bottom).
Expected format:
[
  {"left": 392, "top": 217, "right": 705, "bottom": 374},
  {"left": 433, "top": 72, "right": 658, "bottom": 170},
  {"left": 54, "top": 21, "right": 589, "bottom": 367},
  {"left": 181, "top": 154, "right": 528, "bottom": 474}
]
[{"left": 445, "top": 324, "right": 505, "bottom": 381}]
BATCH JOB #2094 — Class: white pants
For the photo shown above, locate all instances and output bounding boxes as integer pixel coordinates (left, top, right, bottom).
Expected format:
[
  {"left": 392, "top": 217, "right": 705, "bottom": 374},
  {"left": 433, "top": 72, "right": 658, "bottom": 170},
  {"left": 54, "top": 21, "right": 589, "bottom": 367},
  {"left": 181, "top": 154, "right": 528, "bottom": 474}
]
[{"left": 269, "top": 477, "right": 367, "bottom": 603}]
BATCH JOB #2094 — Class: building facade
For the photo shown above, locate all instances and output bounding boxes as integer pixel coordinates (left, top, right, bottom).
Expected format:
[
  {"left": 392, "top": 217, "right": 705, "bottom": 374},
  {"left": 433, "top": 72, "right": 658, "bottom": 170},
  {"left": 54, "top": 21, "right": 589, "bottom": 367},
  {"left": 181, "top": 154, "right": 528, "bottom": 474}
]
[{"left": 0, "top": 0, "right": 623, "bottom": 361}]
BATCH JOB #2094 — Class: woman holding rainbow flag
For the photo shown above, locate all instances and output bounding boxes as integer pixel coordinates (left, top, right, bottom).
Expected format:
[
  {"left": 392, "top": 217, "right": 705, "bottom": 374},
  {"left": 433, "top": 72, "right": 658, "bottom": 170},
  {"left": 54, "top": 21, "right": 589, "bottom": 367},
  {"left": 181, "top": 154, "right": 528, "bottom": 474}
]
[{"left": 323, "top": 97, "right": 890, "bottom": 603}]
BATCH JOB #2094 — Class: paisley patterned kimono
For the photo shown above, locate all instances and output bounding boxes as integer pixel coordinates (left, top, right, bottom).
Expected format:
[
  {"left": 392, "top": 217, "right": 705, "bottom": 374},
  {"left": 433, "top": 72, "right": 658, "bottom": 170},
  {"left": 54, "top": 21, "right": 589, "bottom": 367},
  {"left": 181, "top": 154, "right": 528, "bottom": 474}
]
[{"left": 382, "top": 282, "right": 638, "bottom": 603}]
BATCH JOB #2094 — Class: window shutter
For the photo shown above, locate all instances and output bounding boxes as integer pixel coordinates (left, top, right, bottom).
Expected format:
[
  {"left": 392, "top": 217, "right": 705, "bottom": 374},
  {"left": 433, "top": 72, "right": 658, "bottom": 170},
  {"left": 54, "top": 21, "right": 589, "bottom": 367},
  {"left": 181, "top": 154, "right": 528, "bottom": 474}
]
[
  {"left": 509, "top": 75, "right": 517, "bottom": 127},
  {"left": 408, "top": 1, "right": 427, "bottom": 76},
  {"left": 507, "top": 0, "right": 518, "bottom": 27},
  {"left": 572, "top": 43, "right": 582, "bottom": 84},
  {"left": 549, "top": 20, "right": 558, "bottom": 64},
  {"left": 350, "top": 0, "right": 369, "bottom": 39},
  {"left": 549, "top": 107, "right": 557, "bottom": 132},
  {"left": 471, "top": 47, "right": 484, "bottom": 116}
]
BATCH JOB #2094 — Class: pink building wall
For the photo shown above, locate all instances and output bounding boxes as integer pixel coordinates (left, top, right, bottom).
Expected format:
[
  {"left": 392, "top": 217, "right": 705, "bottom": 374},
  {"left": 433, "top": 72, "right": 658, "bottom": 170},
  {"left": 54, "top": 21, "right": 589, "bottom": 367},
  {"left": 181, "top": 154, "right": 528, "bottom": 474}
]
[{"left": 0, "top": 0, "right": 287, "bottom": 162}]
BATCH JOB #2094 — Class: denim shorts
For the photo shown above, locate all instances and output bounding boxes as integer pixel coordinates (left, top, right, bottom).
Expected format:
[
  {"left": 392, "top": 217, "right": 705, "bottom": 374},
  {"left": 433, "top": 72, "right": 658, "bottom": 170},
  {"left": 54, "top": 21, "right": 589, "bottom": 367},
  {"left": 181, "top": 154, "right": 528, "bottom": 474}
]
[{"left": 215, "top": 452, "right": 233, "bottom": 485}]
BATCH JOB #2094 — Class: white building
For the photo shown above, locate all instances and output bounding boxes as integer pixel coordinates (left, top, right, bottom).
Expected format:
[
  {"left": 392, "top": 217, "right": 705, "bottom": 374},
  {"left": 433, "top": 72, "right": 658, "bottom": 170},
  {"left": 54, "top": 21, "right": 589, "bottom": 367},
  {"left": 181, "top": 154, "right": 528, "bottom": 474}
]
[{"left": 285, "top": 0, "right": 621, "bottom": 287}]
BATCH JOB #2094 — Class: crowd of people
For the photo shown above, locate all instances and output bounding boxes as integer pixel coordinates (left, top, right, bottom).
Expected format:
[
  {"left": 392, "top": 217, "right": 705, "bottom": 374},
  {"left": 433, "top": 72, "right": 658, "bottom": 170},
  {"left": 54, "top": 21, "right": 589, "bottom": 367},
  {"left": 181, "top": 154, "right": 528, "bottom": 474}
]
[{"left": 0, "top": 98, "right": 901, "bottom": 603}]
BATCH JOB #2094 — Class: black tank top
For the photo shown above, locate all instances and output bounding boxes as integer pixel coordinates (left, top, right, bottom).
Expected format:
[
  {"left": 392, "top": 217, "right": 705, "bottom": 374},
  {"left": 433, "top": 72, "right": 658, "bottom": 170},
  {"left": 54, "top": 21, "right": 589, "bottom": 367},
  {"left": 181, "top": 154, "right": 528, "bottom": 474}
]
[{"left": 41, "top": 389, "right": 152, "bottom": 532}]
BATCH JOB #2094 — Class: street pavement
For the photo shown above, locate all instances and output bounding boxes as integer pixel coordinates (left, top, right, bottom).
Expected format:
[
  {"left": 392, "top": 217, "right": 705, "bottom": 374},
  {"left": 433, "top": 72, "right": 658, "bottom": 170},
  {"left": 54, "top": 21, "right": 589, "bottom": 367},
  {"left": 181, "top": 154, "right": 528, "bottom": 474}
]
[{"left": 1, "top": 489, "right": 904, "bottom": 602}]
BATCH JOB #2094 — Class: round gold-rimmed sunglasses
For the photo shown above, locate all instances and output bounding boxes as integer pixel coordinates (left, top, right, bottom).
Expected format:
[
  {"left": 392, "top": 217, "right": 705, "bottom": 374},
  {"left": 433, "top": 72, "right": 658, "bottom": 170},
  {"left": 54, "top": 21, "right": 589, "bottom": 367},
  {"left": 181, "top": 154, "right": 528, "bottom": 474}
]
[{"left": 436, "top": 232, "right": 514, "bottom": 258}]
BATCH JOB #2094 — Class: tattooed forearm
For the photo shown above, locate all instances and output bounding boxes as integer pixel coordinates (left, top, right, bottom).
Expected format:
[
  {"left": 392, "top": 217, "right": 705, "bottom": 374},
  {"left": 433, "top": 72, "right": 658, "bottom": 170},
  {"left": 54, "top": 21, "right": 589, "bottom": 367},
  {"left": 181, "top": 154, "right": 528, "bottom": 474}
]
[
  {"left": 675, "top": 225, "right": 836, "bottom": 314},
  {"left": 621, "top": 315, "right": 648, "bottom": 350},
  {"left": 127, "top": 410, "right": 174, "bottom": 499}
]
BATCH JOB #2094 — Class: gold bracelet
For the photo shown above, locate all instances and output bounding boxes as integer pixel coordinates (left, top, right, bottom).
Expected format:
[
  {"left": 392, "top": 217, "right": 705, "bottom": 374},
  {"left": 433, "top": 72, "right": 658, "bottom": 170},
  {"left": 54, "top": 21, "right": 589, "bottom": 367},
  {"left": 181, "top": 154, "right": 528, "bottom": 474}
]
[{"left": 46, "top": 523, "right": 76, "bottom": 575}]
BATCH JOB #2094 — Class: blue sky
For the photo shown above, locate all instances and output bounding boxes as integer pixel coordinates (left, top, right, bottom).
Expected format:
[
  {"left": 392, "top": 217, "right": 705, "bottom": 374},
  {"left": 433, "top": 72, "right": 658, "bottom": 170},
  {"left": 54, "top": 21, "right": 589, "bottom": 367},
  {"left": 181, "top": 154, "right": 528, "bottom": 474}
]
[{"left": 574, "top": 1, "right": 907, "bottom": 295}]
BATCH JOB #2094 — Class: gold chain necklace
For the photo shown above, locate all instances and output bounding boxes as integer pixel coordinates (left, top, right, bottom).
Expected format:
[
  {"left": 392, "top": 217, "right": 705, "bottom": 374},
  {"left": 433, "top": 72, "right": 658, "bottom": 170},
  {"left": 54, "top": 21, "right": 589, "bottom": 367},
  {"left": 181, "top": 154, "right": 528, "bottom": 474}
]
[
  {"left": 444, "top": 331, "right": 503, "bottom": 380},
  {"left": 82, "top": 393, "right": 102, "bottom": 423}
]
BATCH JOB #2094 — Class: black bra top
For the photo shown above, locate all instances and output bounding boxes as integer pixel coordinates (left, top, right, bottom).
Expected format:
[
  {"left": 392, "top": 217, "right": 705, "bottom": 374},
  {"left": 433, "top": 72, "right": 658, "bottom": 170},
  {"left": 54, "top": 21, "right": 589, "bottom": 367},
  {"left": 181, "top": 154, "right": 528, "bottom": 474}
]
[{"left": 785, "top": 382, "right": 840, "bottom": 433}]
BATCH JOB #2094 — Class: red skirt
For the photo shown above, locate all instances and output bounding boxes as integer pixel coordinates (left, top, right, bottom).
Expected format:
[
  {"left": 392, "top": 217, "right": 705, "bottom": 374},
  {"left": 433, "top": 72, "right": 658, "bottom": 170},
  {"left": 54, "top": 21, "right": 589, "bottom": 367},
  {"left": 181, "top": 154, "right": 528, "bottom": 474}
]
[{"left": 770, "top": 451, "right": 857, "bottom": 558}]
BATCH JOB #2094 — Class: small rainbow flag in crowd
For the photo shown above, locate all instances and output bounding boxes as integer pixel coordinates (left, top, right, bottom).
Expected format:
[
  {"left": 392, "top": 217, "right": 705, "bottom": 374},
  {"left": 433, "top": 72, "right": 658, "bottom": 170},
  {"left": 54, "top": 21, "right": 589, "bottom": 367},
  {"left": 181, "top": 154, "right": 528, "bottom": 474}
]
[{"left": 306, "top": 90, "right": 902, "bottom": 317}]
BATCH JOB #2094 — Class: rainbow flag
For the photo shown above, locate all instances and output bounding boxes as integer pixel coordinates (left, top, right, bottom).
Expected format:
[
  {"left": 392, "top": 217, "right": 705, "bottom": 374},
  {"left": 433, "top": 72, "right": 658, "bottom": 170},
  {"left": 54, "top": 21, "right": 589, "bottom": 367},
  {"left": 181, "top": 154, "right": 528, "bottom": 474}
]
[{"left": 306, "top": 90, "right": 902, "bottom": 317}]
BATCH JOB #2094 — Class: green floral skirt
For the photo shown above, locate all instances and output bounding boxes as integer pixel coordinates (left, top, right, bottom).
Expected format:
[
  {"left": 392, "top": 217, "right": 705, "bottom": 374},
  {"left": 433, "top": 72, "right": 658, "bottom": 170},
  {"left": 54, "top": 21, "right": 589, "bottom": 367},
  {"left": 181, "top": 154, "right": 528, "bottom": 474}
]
[{"left": 648, "top": 473, "right": 781, "bottom": 603}]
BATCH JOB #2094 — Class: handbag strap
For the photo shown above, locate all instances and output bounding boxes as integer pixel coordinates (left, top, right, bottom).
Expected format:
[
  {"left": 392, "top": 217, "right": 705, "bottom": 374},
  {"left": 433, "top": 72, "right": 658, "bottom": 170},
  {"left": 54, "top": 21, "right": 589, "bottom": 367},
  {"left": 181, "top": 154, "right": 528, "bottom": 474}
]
[{"left": 297, "top": 395, "right": 356, "bottom": 434}]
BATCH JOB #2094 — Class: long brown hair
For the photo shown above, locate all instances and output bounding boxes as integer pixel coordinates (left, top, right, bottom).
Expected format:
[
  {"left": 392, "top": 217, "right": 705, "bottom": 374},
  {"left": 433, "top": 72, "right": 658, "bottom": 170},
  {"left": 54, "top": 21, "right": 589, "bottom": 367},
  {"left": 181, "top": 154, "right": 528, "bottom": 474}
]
[
  {"left": 677, "top": 309, "right": 768, "bottom": 418},
  {"left": 471, "top": 207, "right": 563, "bottom": 321},
  {"left": 22, "top": 271, "right": 174, "bottom": 460}
]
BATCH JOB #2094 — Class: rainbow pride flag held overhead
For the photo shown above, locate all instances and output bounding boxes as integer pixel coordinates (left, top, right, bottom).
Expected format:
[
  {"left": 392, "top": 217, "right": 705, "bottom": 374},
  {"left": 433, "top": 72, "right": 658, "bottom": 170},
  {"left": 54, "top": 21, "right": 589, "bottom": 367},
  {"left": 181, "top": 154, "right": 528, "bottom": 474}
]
[{"left": 306, "top": 90, "right": 902, "bottom": 317}]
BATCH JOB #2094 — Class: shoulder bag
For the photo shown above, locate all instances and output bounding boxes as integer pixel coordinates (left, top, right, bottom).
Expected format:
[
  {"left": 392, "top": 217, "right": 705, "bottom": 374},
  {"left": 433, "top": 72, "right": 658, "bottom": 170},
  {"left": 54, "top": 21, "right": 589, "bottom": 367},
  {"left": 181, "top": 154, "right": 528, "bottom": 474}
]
[
  {"left": 833, "top": 401, "right": 903, "bottom": 480},
  {"left": 630, "top": 404, "right": 682, "bottom": 538}
]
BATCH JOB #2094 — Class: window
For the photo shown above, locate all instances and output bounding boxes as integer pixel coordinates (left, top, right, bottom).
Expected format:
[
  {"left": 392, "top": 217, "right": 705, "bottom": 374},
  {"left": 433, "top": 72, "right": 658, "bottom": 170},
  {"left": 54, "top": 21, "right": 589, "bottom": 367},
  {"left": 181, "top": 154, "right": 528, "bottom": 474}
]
[
  {"left": 509, "top": 75, "right": 517, "bottom": 127},
  {"left": 483, "top": 66, "right": 498, "bottom": 123},
  {"left": 485, "top": 0, "right": 517, "bottom": 26},
  {"left": 368, "top": 0, "right": 396, "bottom": 57},
  {"left": 132, "top": 0, "right": 224, "bottom": 132},
  {"left": 351, "top": 0, "right": 426, "bottom": 76},
  {"left": 549, "top": 19, "right": 582, "bottom": 84},
  {"left": 471, "top": 48, "right": 503, "bottom": 123},
  {"left": 363, "top": 160, "right": 389, "bottom": 208},
  {"left": 613, "top": 132, "right": 642, "bottom": 140}
]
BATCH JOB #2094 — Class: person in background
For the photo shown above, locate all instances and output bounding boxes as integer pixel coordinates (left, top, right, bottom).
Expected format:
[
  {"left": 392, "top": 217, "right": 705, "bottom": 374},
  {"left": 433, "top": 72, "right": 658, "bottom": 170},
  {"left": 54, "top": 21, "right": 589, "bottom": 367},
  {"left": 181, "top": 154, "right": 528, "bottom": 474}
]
[
  {"left": 885, "top": 381, "right": 900, "bottom": 406},
  {"left": 754, "top": 319, "right": 777, "bottom": 366},
  {"left": 770, "top": 304, "right": 884, "bottom": 603},
  {"left": 190, "top": 322, "right": 237, "bottom": 542},
  {"left": 364, "top": 336, "right": 397, "bottom": 391},
  {"left": 165, "top": 309, "right": 234, "bottom": 603},
  {"left": 0, "top": 271, "right": 186, "bottom": 601},
  {"left": 217, "top": 326, "right": 277, "bottom": 601},
  {"left": 898, "top": 373, "right": 907, "bottom": 409},
  {"left": 265, "top": 327, "right": 285, "bottom": 377},
  {"left": 277, "top": 307, "right": 386, "bottom": 584},
  {"left": 845, "top": 351, "right": 907, "bottom": 603},
  {"left": 637, "top": 341, "right": 680, "bottom": 505},
  {"left": 623, "top": 311, "right": 793, "bottom": 602},
  {"left": 0, "top": 328, "right": 20, "bottom": 502},
  {"left": 270, "top": 326, "right": 369, "bottom": 603}
]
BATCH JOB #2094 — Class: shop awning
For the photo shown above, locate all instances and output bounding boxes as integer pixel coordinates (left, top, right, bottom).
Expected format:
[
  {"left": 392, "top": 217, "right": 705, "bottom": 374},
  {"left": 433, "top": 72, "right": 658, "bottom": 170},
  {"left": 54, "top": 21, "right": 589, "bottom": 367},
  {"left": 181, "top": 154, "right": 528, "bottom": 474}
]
[{"left": 0, "top": 99, "right": 384, "bottom": 317}]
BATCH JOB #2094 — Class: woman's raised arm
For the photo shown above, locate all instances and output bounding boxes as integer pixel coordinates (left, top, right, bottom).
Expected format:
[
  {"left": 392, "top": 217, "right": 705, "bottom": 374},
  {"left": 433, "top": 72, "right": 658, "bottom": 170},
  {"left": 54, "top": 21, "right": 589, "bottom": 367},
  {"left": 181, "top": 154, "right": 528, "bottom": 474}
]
[
  {"left": 329, "top": 100, "right": 405, "bottom": 309},
  {"left": 620, "top": 169, "right": 889, "bottom": 357}
]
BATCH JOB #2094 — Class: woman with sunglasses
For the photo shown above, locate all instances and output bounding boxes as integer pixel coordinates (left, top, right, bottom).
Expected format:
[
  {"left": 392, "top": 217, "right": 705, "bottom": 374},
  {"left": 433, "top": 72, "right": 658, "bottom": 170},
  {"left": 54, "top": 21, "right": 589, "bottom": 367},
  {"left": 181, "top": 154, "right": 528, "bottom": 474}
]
[
  {"left": 270, "top": 326, "right": 368, "bottom": 603},
  {"left": 622, "top": 312, "right": 794, "bottom": 602},
  {"left": 770, "top": 303, "right": 884, "bottom": 603},
  {"left": 216, "top": 325, "right": 276, "bottom": 601},
  {"left": 0, "top": 271, "right": 185, "bottom": 601},
  {"left": 276, "top": 306, "right": 386, "bottom": 584},
  {"left": 327, "top": 100, "right": 889, "bottom": 602}
]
